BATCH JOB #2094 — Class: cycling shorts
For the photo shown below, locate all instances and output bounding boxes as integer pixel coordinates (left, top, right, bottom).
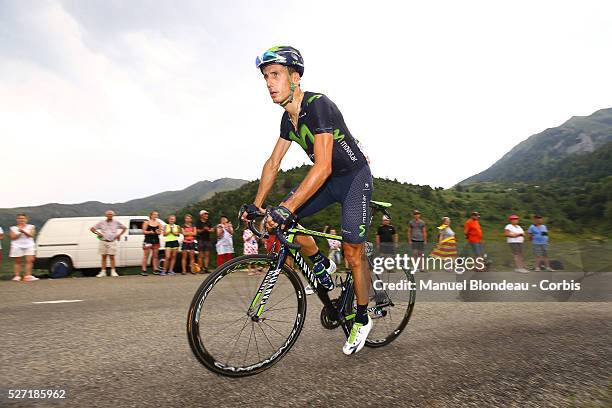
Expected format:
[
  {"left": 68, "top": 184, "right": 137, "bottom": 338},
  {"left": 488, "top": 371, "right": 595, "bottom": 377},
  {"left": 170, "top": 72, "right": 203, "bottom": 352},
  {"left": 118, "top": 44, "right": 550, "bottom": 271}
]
[{"left": 284, "top": 165, "right": 373, "bottom": 244}]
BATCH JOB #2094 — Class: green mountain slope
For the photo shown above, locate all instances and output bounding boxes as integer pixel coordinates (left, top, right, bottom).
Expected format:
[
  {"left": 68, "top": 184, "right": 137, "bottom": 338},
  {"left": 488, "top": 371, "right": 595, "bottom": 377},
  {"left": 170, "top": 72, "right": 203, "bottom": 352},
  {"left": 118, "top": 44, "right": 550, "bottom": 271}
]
[
  {"left": 178, "top": 165, "right": 612, "bottom": 249},
  {"left": 0, "top": 178, "right": 248, "bottom": 229},
  {"left": 462, "top": 107, "right": 612, "bottom": 183}
]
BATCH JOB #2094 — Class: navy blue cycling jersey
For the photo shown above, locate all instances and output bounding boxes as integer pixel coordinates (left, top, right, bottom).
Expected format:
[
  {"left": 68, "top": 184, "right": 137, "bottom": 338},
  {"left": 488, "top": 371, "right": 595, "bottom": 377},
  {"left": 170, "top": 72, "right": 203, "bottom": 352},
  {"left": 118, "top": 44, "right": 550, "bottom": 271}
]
[{"left": 280, "top": 92, "right": 368, "bottom": 175}]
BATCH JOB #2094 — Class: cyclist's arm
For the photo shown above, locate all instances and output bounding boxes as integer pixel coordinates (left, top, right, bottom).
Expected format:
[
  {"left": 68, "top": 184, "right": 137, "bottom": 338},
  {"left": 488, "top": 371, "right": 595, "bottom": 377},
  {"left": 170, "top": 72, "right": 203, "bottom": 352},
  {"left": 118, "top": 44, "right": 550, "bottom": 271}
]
[
  {"left": 282, "top": 133, "right": 333, "bottom": 213},
  {"left": 253, "top": 137, "right": 292, "bottom": 208}
]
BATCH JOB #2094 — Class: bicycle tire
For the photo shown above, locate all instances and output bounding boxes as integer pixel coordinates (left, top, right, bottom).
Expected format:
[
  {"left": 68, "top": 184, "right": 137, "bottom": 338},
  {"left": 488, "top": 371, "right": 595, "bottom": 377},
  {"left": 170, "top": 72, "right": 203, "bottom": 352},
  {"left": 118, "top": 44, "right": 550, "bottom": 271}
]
[
  {"left": 365, "top": 268, "right": 416, "bottom": 348},
  {"left": 187, "top": 254, "right": 307, "bottom": 377}
]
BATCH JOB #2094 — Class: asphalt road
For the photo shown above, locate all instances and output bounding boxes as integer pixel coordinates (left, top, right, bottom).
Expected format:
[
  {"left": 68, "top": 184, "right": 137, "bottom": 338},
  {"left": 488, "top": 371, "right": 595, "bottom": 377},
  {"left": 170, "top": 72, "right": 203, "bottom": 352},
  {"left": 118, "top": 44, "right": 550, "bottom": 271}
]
[{"left": 0, "top": 274, "right": 610, "bottom": 408}]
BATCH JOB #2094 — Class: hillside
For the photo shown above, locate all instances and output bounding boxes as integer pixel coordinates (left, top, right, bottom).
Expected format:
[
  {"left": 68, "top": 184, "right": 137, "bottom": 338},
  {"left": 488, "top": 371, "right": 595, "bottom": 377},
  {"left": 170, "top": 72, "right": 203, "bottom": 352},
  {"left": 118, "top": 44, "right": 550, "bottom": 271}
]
[
  {"left": 177, "top": 165, "right": 611, "bottom": 251},
  {"left": 0, "top": 178, "right": 248, "bottom": 228},
  {"left": 462, "top": 107, "right": 612, "bottom": 184}
]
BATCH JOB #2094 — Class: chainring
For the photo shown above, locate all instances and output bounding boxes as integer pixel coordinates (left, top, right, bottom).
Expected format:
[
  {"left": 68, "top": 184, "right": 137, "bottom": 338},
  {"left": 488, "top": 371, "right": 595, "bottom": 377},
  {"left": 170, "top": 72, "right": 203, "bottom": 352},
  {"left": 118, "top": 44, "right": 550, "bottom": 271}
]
[{"left": 320, "top": 299, "right": 342, "bottom": 330}]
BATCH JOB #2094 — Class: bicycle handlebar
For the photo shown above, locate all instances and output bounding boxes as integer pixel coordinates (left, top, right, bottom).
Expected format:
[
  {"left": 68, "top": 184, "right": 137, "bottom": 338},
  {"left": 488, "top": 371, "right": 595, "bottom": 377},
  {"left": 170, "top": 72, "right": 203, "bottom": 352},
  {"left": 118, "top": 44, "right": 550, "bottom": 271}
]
[{"left": 239, "top": 204, "right": 301, "bottom": 251}]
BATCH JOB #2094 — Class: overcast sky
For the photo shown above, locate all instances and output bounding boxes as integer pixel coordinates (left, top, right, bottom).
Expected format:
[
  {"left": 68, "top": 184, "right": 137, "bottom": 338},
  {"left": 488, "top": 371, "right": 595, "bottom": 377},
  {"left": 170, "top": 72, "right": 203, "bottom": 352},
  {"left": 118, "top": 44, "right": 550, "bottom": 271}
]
[{"left": 1, "top": 0, "right": 611, "bottom": 208}]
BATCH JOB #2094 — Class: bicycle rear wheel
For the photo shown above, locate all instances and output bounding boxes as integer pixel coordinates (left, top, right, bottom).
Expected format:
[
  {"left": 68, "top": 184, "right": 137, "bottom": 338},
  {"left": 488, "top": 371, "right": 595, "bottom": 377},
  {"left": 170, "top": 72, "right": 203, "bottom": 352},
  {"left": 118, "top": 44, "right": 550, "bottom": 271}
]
[
  {"left": 365, "top": 266, "right": 416, "bottom": 347},
  {"left": 187, "top": 254, "right": 307, "bottom": 377}
]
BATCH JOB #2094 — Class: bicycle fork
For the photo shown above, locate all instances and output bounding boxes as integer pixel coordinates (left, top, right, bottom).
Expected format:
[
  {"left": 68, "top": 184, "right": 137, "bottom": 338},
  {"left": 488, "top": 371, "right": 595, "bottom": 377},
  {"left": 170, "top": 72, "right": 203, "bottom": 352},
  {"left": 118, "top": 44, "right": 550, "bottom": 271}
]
[{"left": 247, "top": 250, "right": 289, "bottom": 320}]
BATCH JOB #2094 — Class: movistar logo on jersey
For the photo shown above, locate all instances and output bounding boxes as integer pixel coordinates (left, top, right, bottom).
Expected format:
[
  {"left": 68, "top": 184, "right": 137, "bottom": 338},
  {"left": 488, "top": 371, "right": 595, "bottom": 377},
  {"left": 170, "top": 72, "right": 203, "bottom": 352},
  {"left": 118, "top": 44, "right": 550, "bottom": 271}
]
[
  {"left": 359, "top": 225, "right": 366, "bottom": 237},
  {"left": 288, "top": 124, "right": 315, "bottom": 150},
  {"left": 332, "top": 129, "right": 345, "bottom": 142},
  {"left": 339, "top": 140, "right": 358, "bottom": 162},
  {"left": 307, "top": 94, "right": 323, "bottom": 105}
]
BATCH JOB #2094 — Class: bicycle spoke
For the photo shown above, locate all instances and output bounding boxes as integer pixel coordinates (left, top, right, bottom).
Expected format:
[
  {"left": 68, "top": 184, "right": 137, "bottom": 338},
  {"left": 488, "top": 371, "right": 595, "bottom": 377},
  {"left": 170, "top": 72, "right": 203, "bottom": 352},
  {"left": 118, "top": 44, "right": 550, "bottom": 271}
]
[
  {"left": 243, "top": 322, "right": 255, "bottom": 366},
  {"left": 263, "top": 305, "right": 298, "bottom": 313},
  {"left": 260, "top": 320, "right": 288, "bottom": 339},
  {"left": 262, "top": 290, "right": 295, "bottom": 313},
  {"left": 228, "top": 274, "right": 253, "bottom": 311},
  {"left": 225, "top": 317, "right": 250, "bottom": 365},
  {"left": 205, "top": 314, "right": 250, "bottom": 339},
  {"left": 262, "top": 317, "right": 294, "bottom": 324},
  {"left": 252, "top": 322, "right": 261, "bottom": 361},
  {"left": 256, "top": 322, "right": 276, "bottom": 351}
]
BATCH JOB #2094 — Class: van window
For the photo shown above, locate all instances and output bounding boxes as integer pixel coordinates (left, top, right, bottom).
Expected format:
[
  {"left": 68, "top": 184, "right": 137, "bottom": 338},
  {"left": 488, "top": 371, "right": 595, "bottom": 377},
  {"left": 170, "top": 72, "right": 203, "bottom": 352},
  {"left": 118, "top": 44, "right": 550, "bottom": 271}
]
[{"left": 129, "top": 219, "right": 146, "bottom": 235}]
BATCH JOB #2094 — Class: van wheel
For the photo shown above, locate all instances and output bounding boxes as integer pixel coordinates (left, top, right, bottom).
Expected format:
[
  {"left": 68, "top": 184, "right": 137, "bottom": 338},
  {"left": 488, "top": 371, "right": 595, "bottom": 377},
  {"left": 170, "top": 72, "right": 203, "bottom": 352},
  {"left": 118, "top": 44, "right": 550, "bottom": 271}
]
[{"left": 49, "top": 256, "right": 73, "bottom": 276}]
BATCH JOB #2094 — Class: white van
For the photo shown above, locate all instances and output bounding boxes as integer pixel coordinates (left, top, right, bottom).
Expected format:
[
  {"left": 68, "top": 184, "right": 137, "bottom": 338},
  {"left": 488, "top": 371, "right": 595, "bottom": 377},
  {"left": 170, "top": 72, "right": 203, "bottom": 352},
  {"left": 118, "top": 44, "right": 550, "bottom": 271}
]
[{"left": 35, "top": 216, "right": 167, "bottom": 274}]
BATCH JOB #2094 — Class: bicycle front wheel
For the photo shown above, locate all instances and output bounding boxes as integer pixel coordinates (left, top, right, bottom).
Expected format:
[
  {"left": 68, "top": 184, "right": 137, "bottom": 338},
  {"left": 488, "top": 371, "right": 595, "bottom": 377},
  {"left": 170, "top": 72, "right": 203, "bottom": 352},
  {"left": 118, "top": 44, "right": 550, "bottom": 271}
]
[{"left": 187, "top": 254, "right": 307, "bottom": 377}]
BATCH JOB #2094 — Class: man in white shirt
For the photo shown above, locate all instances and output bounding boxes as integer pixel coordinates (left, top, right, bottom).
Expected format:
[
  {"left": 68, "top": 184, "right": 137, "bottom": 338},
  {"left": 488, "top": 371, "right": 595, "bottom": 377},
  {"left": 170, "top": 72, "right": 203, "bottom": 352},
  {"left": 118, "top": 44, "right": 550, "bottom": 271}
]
[{"left": 504, "top": 215, "right": 528, "bottom": 273}]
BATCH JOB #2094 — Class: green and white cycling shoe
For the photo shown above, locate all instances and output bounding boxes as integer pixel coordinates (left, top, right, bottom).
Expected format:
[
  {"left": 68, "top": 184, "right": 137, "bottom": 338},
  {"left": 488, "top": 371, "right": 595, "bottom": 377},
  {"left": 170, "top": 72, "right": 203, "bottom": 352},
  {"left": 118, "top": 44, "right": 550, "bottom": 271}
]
[{"left": 342, "top": 316, "right": 372, "bottom": 355}]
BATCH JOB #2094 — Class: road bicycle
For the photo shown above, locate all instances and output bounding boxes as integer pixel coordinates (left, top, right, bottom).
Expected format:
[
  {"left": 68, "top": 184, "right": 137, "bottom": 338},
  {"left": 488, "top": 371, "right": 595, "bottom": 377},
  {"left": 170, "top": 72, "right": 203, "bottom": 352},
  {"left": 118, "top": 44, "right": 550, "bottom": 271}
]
[{"left": 187, "top": 200, "right": 416, "bottom": 377}]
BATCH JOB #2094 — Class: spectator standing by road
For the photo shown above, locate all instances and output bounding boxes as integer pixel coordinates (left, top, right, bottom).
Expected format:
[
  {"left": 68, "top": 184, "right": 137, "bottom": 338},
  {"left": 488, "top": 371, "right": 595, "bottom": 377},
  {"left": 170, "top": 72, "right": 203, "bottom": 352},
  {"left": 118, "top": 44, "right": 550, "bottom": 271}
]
[
  {"left": 464, "top": 211, "right": 487, "bottom": 266},
  {"left": 327, "top": 228, "right": 343, "bottom": 268},
  {"left": 10, "top": 214, "right": 38, "bottom": 281},
  {"left": 196, "top": 210, "right": 214, "bottom": 274},
  {"left": 90, "top": 210, "right": 127, "bottom": 277},
  {"left": 505, "top": 215, "right": 529, "bottom": 273},
  {"left": 161, "top": 215, "right": 181, "bottom": 276},
  {"left": 407, "top": 210, "right": 427, "bottom": 272},
  {"left": 181, "top": 214, "right": 197, "bottom": 275},
  {"left": 216, "top": 215, "right": 234, "bottom": 267},
  {"left": 141, "top": 211, "right": 162, "bottom": 276},
  {"left": 0, "top": 226, "right": 4, "bottom": 266},
  {"left": 376, "top": 215, "right": 398, "bottom": 256},
  {"left": 528, "top": 215, "right": 554, "bottom": 271},
  {"left": 430, "top": 217, "right": 458, "bottom": 273},
  {"left": 243, "top": 222, "right": 260, "bottom": 275}
]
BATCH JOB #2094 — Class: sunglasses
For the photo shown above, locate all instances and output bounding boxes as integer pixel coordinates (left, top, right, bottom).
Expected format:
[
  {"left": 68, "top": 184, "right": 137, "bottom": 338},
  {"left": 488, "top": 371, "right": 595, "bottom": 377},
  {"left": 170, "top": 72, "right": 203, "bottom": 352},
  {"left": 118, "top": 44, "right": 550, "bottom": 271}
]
[{"left": 255, "top": 51, "right": 286, "bottom": 68}]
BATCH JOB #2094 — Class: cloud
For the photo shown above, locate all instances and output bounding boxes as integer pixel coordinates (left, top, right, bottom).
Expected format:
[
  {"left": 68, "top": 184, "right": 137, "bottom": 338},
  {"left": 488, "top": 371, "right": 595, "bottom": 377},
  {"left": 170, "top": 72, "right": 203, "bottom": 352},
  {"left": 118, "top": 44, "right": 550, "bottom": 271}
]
[{"left": 1, "top": 0, "right": 612, "bottom": 208}]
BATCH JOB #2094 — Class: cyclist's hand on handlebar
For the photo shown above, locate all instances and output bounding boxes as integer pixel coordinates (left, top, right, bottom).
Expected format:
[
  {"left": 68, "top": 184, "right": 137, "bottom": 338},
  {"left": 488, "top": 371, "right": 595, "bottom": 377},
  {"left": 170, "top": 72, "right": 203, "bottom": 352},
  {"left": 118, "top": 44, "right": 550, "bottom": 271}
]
[
  {"left": 240, "top": 204, "right": 264, "bottom": 221},
  {"left": 266, "top": 205, "right": 295, "bottom": 229}
]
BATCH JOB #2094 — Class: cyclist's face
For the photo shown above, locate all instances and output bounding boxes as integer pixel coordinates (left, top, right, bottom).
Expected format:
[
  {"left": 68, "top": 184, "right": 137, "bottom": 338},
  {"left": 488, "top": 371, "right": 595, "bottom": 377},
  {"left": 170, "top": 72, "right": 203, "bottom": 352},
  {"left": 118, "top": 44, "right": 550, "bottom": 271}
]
[{"left": 262, "top": 64, "right": 292, "bottom": 104}]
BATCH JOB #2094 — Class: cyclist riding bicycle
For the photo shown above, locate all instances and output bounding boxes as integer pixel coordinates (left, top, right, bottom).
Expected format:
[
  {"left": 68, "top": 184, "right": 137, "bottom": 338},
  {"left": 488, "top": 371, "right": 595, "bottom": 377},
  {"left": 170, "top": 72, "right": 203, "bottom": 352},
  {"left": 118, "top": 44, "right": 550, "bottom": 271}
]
[{"left": 242, "top": 45, "right": 374, "bottom": 355}]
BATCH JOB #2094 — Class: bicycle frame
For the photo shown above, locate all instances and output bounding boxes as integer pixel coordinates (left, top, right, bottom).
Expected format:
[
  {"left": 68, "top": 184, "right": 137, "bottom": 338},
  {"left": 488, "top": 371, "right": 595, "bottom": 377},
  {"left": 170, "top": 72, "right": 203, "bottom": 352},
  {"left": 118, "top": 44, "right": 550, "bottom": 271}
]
[
  {"left": 247, "top": 225, "right": 387, "bottom": 338},
  {"left": 248, "top": 227, "right": 339, "bottom": 310}
]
